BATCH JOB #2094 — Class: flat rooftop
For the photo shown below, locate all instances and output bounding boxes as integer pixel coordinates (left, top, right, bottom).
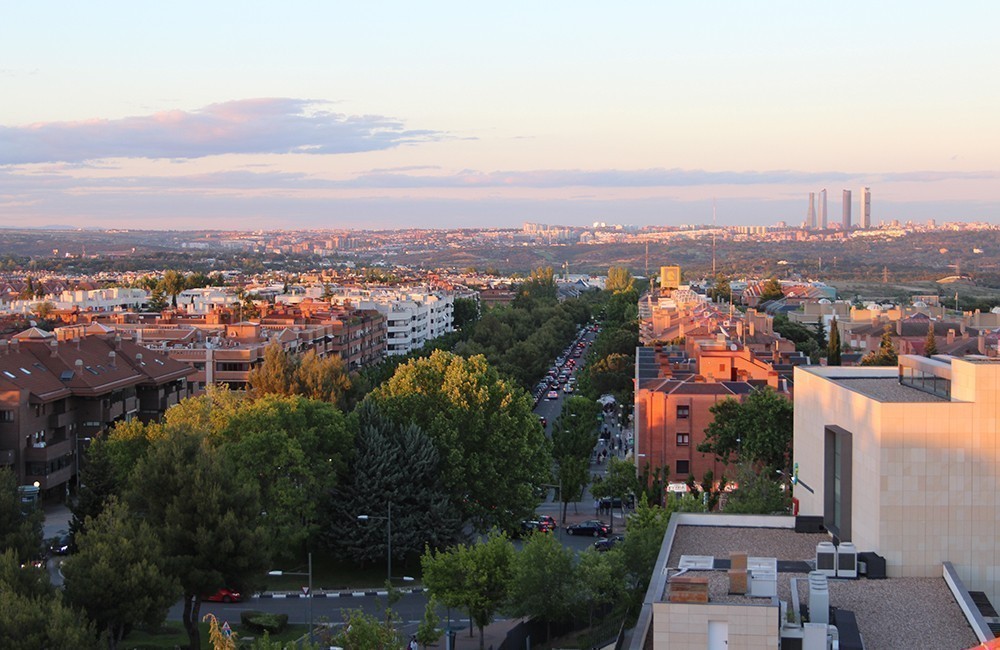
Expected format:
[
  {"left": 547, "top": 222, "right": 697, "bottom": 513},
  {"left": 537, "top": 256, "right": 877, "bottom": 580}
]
[
  {"left": 833, "top": 376, "right": 948, "bottom": 403},
  {"left": 663, "top": 525, "right": 978, "bottom": 650}
]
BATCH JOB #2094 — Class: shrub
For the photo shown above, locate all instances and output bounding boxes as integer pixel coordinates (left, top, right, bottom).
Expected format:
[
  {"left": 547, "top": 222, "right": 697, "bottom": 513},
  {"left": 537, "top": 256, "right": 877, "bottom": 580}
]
[{"left": 239, "top": 611, "right": 288, "bottom": 634}]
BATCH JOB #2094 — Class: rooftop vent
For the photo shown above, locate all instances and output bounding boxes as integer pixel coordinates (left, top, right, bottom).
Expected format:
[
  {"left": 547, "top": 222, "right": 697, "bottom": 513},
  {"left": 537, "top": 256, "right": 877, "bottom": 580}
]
[
  {"left": 678, "top": 555, "right": 715, "bottom": 570},
  {"left": 808, "top": 571, "right": 830, "bottom": 626}
]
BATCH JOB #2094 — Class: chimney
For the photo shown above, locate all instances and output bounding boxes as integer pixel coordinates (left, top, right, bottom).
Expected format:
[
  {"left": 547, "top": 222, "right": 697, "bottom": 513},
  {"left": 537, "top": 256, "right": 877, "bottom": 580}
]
[
  {"left": 10, "top": 339, "right": 19, "bottom": 354},
  {"left": 947, "top": 329, "right": 955, "bottom": 345},
  {"left": 50, "top": 339, "right": 58, "bottom": 357},
  {"left": 135, "top": 353, "right": 143, "bottom": 364},
  {"left": 979, "top": 330, "right": 986, "bottom": 354},
  {"left": 960, "top": 321, "right": 967, "bottom": 336},
  {"left": 114, "top": 334, "right": 122, "bottom": 350},
  {"left": 896, "top": 319, "right": 903, "bottom": 335},
  {"left": 749, "top": 319, "right": 755, "bottom": 337},
  {"left": 0, "top": 340, "right": 7, "bottom": 355},
  {"left": 736, "top": 321, "right": 744, "bottom": 339},
  {"left": 75, "top": 359, "right": 83, "bottom": 371},
  {"left": 108, "top": 351, "right": 116, "bottom": 368}
]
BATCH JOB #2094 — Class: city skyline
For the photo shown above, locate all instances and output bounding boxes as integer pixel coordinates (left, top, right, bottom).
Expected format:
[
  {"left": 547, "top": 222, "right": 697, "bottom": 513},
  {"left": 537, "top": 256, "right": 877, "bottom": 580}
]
[{"left": 1, "top": 2, "right": 998, "bottom": 230}]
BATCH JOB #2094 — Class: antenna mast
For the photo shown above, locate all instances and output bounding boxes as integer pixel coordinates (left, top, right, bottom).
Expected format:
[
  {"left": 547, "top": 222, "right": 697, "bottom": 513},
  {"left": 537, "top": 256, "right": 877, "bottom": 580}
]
[{"left": 712, "top": 198, "right": 717, "bottom": 278}]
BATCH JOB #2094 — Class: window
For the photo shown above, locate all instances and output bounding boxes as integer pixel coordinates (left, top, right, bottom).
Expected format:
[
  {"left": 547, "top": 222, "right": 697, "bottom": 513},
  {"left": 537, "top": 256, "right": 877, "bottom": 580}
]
[
  {"left": 0, "top": 410, "right": 13, "bottom": 422},
  {"left": 676, "top": 405, "right": 690, "bottom": 419},
  {"left": 676, "top": 460, "right": 690, "bottom": 476},
  {"left": 676, "top": 433, "right": 689, "bottom": 446}
]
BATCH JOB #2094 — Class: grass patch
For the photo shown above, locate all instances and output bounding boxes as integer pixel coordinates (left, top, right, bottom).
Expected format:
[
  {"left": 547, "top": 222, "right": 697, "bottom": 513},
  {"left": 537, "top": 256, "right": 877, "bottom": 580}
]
[
  {"left": 123, "top": 621, "right": 309, "bottom": 649},
  {"left": 262, "top": 553, "right": 423, "bottom": 591}
]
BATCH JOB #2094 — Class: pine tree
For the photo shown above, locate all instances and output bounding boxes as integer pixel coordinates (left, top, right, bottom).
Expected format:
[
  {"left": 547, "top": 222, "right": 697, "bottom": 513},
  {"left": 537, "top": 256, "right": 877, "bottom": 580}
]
[
  {"left": 827, "top": 318, "right": 842, "bottom": 366},
  {"left": 924, "top": 322, "right": 938, "bottom": 357},
  {"left": 69, "top": 439, "right": 119, "bottom": 548}
]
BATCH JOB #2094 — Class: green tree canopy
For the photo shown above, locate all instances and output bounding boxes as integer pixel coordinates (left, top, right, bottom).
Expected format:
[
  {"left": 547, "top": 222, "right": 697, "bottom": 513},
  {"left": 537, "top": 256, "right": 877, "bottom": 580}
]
[
  {"left": 0, "top": 468, "right": 43, "bottom": 562},
  {"left": 698, "top": 387, "right": 793, "bottom": 471},
  {"left": 606, "top": 267, "right": 635, "bottom": 294},
  {"left": 69, "top": 438, "right": 120, "bottom": 549},
  {"left": 368, "top": 351, "right": 550, "bottom": 531},
  {"left": 126, "top": 427, "right": 272, "bottom": 650},
  {"left": 505, "top": 532, "right": 577, "bottom": 640},
  {"left": 924, "top": 321, "right": 938, "bottom": 357},
  {"left": 827, "top": 318, "right": 842, "bottom": 366},
  {"left": 63, "top": 498, "right": 179, "bottom": 650},
  {"left": 325, "top": 402, "right": 461, "bottom": 566},
  {"left": 452, "top": 297, "right": 480, "bottom": 331},
  {"left": 860, "top": 324, "right": 899, "bottom": 366},
  {"left": 759, "top": 278, "right": 784, "bottom": 303},
  {"left": 723, "top": 463, "right": 791, "bottom": 514}
]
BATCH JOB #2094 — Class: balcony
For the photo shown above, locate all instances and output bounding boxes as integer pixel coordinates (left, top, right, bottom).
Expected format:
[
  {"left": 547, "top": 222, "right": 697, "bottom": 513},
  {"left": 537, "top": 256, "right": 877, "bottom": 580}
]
[
  {"left": 25, "top": 465, "right": 73, "bottom": 490},
  {"left": 48, "top": 410, "right": 74, "bottom": 429},
  {"left": 24, "top": 438, "right": 72, "bottom": 463}
]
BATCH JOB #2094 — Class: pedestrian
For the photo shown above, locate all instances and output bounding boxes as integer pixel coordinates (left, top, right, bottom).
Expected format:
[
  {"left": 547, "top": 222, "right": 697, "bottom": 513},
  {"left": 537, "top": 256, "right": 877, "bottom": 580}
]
[
  {"left": 409, "top": 635, "right": 418, "bottom": 650},
  {"left": 594, "top": 499, "right": 600, "bottom": 516}
]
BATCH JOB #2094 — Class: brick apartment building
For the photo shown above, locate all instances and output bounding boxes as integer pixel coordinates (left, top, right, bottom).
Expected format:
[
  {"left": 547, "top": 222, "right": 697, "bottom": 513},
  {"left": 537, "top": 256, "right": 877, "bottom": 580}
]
[{"left": 0, "top": 326, "right": 193, "bottom": 497}]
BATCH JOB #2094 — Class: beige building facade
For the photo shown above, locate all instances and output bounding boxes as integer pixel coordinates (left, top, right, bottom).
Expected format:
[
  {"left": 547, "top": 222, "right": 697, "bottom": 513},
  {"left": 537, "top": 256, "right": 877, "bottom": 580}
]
[{"left": 793, "top": 355, "right": 1000, "bottom": 604}]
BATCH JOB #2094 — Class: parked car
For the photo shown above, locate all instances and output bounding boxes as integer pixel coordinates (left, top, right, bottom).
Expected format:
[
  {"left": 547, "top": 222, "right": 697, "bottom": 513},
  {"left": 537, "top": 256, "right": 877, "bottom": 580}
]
[
  {"left": 594, "top": 534, "right": 625, "bottom": 552},
  {"left": 566, "top": 520, "right": 609, "bottom": 537},
  {"left": 535, "top": 515, "right": 556, "bottom": 531},
  {"left": 203, "top": 587, "right": 243, "bottom": 603},
  {"left": 48, "top": 532, "right": 72, "bottom": 556}
]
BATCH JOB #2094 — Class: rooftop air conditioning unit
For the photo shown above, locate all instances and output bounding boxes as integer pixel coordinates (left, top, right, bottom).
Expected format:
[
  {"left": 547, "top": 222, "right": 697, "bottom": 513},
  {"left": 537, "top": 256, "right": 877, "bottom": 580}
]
[
  {"left": 808, "top": 571, "right": 830, "bottom": 626},
  {"left": 748, "top": 556, "right": 778, "bottom": 598},
  {"left": 816, "top": 542, "right": 837, "bottom": 577},
  {"left": 678, "top": 555, "right": 715, "bottom": 570},
  {"left": 837, "top": 542, "right": 858, "bottom": 579}
]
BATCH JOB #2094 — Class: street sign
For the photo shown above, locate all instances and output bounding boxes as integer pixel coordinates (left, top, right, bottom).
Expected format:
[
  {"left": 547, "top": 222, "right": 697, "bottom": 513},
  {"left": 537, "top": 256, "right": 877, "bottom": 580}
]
[
  {"left": 301, "top": 586, "right": 310, "bottom": 596},
  {"left": 221, "top": 621, "right": 232, "bottom": 638}
]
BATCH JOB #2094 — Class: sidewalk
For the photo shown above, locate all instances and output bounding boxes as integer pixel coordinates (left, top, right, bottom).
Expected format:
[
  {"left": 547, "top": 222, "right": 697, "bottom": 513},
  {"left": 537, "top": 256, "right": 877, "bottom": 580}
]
[{"left": 450, "top": 617, "right": 525, "bottom": 650}]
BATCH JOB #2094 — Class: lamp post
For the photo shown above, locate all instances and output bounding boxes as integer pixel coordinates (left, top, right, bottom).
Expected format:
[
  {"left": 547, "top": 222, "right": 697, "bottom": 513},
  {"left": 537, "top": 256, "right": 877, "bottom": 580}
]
[
  {"left": 267, "top": 552, "right": 313, "bottom": 642},
  {"left": 358, "top": 502, "right": 392, "bottom": 583}
]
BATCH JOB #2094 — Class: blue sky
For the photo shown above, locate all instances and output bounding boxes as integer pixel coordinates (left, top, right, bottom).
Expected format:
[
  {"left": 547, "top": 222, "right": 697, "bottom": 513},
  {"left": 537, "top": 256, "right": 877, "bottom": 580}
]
[{"left": 1, "top": 2, "right": 998, "bottom": 229}]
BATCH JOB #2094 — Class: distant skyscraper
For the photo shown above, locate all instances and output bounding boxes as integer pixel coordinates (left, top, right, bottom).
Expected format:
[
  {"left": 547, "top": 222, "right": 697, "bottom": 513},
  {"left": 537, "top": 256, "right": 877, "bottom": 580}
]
[
  {"left": 819, "top": 189, "right": 827, "bottom": 229},
  {"left": 861, "top": 187, "right": 871, "bottom": 228},
  {"left": 842, "top": 189, "right": 852, "bottom": 230},
  {"left": 807, "top": 192, "right": 816, "bottom": 229}
]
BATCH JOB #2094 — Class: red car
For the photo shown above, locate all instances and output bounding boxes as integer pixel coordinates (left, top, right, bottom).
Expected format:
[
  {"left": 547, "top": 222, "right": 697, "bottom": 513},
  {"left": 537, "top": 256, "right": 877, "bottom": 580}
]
[
  {"left": 202, "top": 587, "right": 243, "bottom": 603},
  {"left": 535, "top": 515, "right": 557, "bottom": 532}
]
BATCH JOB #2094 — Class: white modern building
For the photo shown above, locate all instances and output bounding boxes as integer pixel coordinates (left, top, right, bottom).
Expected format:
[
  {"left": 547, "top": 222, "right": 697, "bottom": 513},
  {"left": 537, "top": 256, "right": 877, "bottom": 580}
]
[
  {"left": 4, "top": 287, "right": 149, "bottom": 314},
  {"left": 794, "top": 355, "right": 1000, "bottom": 606},
  {"left": 328, "top": 287, "right": 454, "bottom": 356}
]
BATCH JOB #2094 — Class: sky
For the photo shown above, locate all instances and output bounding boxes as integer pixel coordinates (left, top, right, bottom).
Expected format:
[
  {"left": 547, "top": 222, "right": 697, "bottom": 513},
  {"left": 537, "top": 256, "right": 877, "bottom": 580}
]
[{"left": 1, "top": 2, "right": 998, "bottom": 230}]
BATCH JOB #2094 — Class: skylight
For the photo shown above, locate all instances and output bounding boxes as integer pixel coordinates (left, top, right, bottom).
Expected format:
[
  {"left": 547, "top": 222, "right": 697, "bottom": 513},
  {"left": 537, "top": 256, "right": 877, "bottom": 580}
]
[
  {"left": 19, "top": 367, "right": 30, "bottom": 375},
  {"left": 2, "top": 371, "right": 15, "bottom": 379}
]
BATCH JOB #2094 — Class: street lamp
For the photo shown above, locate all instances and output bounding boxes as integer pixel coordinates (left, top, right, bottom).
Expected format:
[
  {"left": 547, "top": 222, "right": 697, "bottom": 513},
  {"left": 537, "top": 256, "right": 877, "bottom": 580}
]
[
  {"left": 358, "top": 502, "right": 393, "bottom": 583},
  {"left": 267, "top": 552, "right": 313, "bottom": 642}
]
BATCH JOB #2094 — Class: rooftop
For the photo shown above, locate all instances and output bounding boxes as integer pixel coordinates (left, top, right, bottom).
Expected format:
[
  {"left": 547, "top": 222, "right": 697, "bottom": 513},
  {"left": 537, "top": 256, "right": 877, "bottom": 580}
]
[
  {"left": 661, "top": 524, "right": 977, "bottom": 650},
  {"left": 833, "top": 376, "right": 948, "bottom": 403}
]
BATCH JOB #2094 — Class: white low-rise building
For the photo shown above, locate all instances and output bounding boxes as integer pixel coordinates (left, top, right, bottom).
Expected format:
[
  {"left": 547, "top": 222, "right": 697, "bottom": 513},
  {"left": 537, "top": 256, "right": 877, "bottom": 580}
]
[
  {"left": 4, "top": 287, "right": 149, "bottom": 314},
  {"left": 327, "top": 286, "right": 454, "bottom": 356}
]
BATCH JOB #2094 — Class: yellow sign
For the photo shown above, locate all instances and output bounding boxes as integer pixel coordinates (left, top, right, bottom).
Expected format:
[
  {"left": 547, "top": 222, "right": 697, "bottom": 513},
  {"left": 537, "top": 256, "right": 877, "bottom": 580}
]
[{"left": 660, "top": 266, "right": 681, "bottom": 290}]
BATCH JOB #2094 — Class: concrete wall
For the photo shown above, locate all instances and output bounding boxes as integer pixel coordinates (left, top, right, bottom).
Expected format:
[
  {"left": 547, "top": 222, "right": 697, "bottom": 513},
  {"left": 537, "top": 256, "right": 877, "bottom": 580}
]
[{"left": 652, "top": 601, "right": 779, "bottom": 649}]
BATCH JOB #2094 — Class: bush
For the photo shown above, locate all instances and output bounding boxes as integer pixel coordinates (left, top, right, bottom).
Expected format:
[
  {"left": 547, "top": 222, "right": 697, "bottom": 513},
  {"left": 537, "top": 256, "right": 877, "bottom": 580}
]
[{"left": 240, "top": 610, "right": 288, "bottom": 634}]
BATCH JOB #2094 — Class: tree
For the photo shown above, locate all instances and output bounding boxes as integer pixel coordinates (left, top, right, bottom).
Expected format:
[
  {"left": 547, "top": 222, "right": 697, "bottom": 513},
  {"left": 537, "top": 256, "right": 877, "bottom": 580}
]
[
  {"left": 827, "top": 318, "right": 842, "bottom": 366},
  {"left": 160, "top": 270, "right": 186, "bottom": 308},
  {"left": 146, "top": 286, "right": 168, "bottom": 312},
  {"left": 861, "top": 324, "right": 898, "bottom": 367},
  {"left": 506, "top": 532, "right": 577, "bottom": 641},
  {"left": 0, "top": 468, "right": 43, "bottom": 562},
  {"left": 422, "top": 533, "right": 515, "bottom": 650},
  {"left": 63, "top": 498, "right": 179, "bottom": 650},
  {"left": 69, "top": 438, "right": 120, "bottom": 549},
  {"left": 698, "top": 387, "right": 793, "bottom": 472},
  {"left": 368, "top": 351, "right": 550, "bottom": 531},
  {"left": 706, "top": 274, "right": 731, "bottom": 303},
  {"left": 0, "top": 547, "right": 98, "bottom": 649},
  {"left": 294, "top": 350, "right": 351, "bottom": 407},
  {"left": 415, "top": 596, "right": 442, "bottom": 649},
  {"left": 127, "top": 427, "right": 272, "bottom": 650},
  {"left": 759, "top": 278, "right": 784, "bottom": 303},
  {"left": 162, "top": 389, "right": 352, "bottom": 559},
  {"left": 723, "top": 463, "right": 790, "bottom": 514},
  {"left": 576, "top": 547, "right": 627, "bottom": 627},
  {"left": 331, "top": 608, "right": 402, "bottom": 650},
  {"left": 606, "top": 267, "right": 635, "bottom": 294},
  {"left": 618, "top": 496, "right": 671, "bottom": 600},
  {"left": 452, "top": 297, "right": 480, "bottom": 331},
  {"left": 32, "top": 301, "right": 55, "bottom": 319},
  {"left": 514, "top": 267, "right": 558, "bottom": 307},
  {"left": 590, "top": 458, "right": 641, "bottom": 534},
  {"left": 924, "top": 322, "right": 938, "bottom": 357},
  {"left": 325, "top": 402, "right": 460, "bottom": 567},
  {"left": 248, "top": 343, "right": 296, "bottom": 396},
  {"left": 551, "top": 396, "right": 600, "bottom": 522}
]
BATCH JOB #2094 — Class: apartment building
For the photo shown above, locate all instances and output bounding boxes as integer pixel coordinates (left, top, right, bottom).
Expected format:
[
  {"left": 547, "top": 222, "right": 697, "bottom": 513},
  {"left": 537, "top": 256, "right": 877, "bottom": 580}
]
[
  {"left": 0, "top": 327, "right": 193, "bottom": 497},
  {"left": 328, "top": 286, "right": 454, "bottom": 356}
]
